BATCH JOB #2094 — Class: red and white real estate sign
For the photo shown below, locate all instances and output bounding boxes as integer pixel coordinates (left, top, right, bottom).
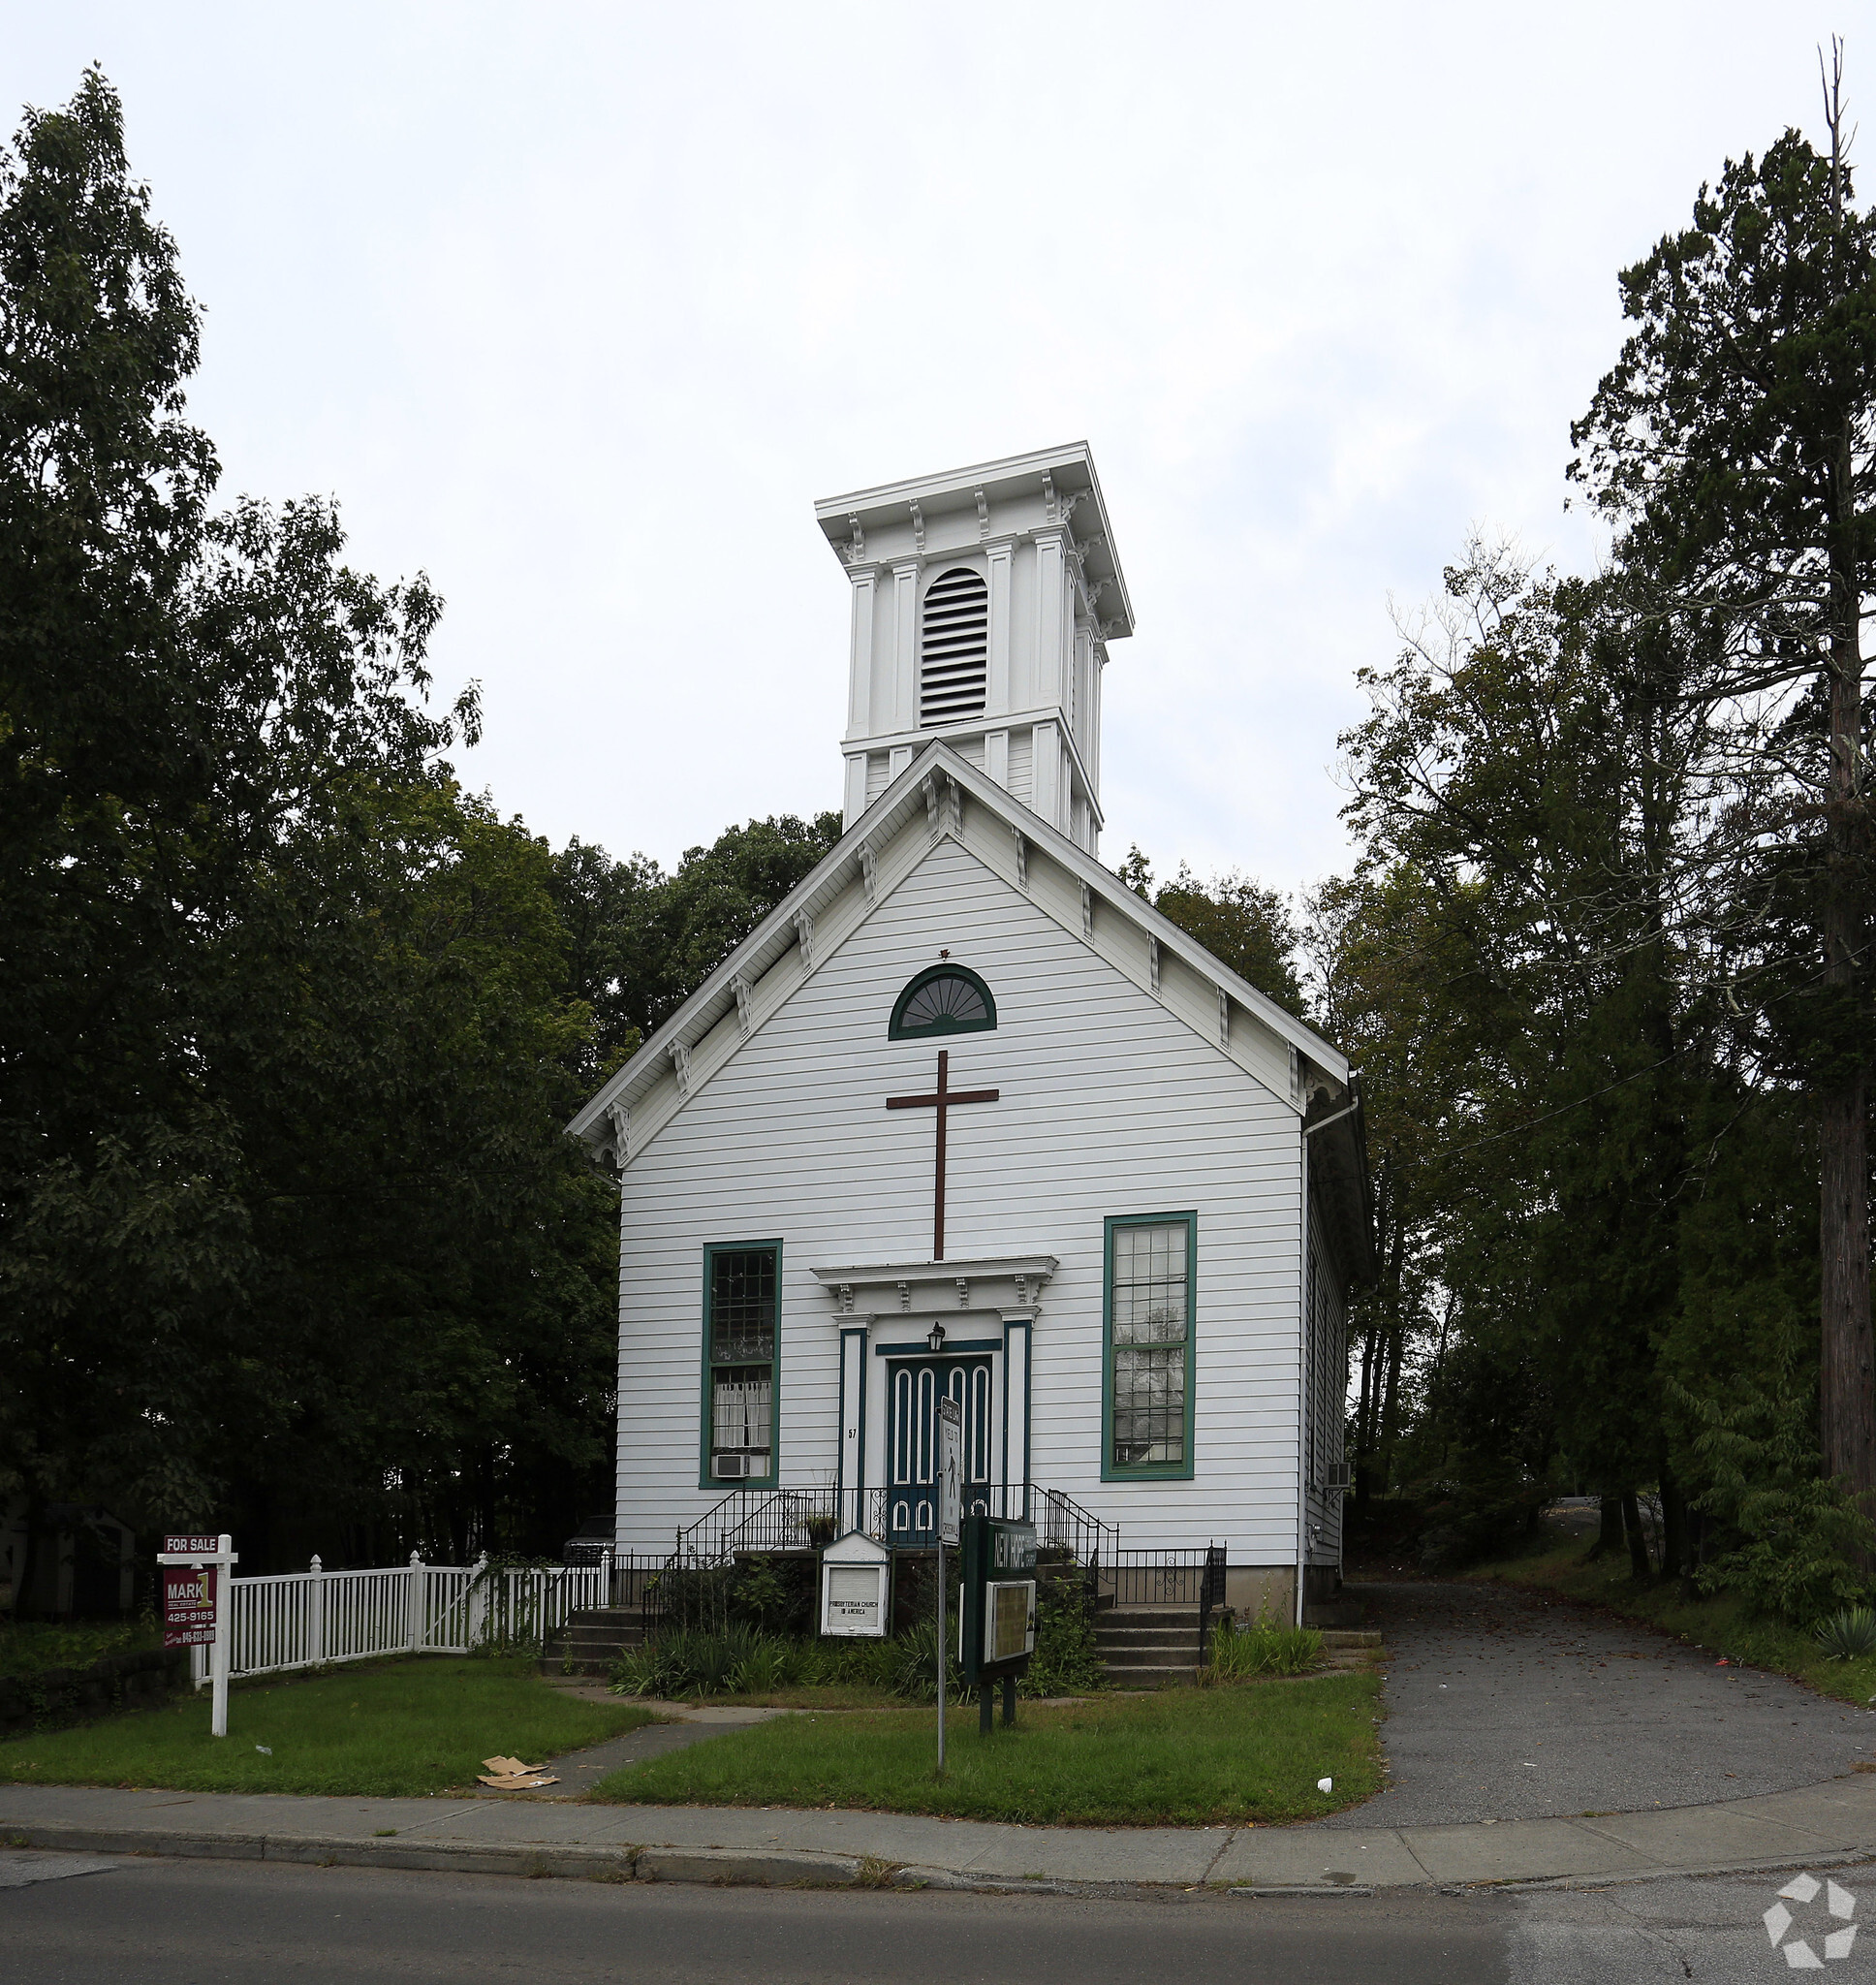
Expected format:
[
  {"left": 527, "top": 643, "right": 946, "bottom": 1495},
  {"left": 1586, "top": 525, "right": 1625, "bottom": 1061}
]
[{"left": 163, "top": 1563, "right": 218, "bottom": 1649}]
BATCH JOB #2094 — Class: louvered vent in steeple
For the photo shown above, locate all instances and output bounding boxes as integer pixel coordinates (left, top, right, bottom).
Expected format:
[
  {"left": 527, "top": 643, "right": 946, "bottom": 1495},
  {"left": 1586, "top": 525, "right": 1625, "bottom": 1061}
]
[{"left": 919, "top": 567, "right": 989, "bottom": 726}]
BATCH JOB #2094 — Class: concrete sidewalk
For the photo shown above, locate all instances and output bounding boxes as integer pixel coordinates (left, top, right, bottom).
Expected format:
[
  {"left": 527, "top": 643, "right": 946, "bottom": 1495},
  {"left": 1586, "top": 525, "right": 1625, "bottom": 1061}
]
[{"left": 8, "top": 1771, "right": 1876, "bottom": 1894}]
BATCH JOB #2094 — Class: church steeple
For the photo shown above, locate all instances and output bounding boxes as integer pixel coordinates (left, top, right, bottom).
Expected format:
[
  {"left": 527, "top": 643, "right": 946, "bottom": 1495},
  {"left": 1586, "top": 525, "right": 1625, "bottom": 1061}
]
[{"left": 815, "top": 443, "right": 1133, "bottom": 854}]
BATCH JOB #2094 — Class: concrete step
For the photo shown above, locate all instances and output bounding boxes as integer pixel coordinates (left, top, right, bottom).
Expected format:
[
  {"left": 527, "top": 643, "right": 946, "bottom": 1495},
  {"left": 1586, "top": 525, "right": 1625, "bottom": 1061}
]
[
  {"left": 1096, "top": 1636, "right": 1204, "bottom": 1658},
  {"left": 1317, "top": 1629, "right": 1381, "bottom": 1649},
  {"left": 541, "top": 1606, "right": 642, "bottom": 1678},
  {"left": 1101, "top": 1646, "right": 1204, "bottom": 1670},
  {"left": 1095, "top": 1606, "right": 1203, "bottom": 1630},
  {"left": 1108, "top": 1664, "right": 1200, "bottom": 1687}
]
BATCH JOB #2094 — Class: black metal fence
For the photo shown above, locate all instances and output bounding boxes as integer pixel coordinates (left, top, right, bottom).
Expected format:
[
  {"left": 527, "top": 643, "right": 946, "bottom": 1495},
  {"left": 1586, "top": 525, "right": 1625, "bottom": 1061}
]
[
  {"left": 599, "top": 1485, "right": 1223, "bottom": 1649},
  {"left": 1102, "top": 1547, "right": 1222, "bottom": 1608}
]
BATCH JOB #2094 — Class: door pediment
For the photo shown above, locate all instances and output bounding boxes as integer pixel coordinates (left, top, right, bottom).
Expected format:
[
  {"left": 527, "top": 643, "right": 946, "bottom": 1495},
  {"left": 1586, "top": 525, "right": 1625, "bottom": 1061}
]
[{"left": 812, "top": 1253, "right": 1057, "bottom": 1322}]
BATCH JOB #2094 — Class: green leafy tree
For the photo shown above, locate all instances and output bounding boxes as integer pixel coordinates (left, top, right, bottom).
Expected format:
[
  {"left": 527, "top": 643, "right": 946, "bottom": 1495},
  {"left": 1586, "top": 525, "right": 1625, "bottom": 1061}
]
[
  {"left": 1570, "top": 50, "right": 1876, "bottom": 1499},
  {"left": 548, "top": 810, "right": 842, "bottom": 1077},
  {"left": 0, "top": 74, "right": 612, "bottom": 1578}
]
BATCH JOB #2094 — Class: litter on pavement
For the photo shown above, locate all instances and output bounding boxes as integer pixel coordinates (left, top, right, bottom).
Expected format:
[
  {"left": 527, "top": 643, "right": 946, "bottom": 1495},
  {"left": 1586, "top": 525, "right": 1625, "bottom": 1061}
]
[{"left": 477, "top": 1753, "right": 560, "bottom": 1790}]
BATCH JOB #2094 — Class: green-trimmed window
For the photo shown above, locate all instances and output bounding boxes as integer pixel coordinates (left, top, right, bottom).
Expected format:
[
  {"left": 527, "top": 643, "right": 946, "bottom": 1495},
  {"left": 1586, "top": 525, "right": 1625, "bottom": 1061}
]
[
  {"left": 703, "top": 1244, "right": 779, "bottom": 1486},
  {"left": 889, "top": 964, "right": 996, "bottom": 1040},
  {"left": 1103, "top": 1213, "right": 1196, "bottom": 1478}
]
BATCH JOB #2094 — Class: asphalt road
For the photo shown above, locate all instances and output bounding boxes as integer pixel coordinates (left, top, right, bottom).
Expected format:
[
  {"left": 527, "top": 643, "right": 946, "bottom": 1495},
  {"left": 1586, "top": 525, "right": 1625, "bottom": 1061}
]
[
  {"left": 1321, "top": 1581, "right": 1876, "bottom": 1826},
  {"left": 2, "top": 1850, "right": 1507, "bottom": 1985},
  {"left": 13, "top": 1846, "right": 1875, "bottom": 1984}
]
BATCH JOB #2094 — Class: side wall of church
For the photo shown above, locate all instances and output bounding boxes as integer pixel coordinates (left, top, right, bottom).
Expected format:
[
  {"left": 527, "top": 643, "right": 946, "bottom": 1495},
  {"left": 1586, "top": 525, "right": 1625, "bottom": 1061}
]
[{"left": 612, "top": 832, "right": 1306, "bottom": 1564}]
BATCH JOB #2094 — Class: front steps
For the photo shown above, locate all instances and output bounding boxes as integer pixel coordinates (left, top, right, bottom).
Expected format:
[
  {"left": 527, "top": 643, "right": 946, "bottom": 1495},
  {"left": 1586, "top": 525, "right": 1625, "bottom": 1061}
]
[
  {"left": 1094, "top": 1604, "right": 1204, "bottom": 1686},
  {"left": 542, "top": 1607, "right": 642, "bottom": 1679},
  {"left": 1316, "top": 1628, "right": 1383, "bottom": 1672}
]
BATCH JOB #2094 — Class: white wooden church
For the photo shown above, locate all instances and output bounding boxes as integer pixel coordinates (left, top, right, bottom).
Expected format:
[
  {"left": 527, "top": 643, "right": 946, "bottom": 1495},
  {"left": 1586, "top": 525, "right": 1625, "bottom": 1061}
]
[{"left": 569, "top": 444, "right": 1371, "bottom": 1625}]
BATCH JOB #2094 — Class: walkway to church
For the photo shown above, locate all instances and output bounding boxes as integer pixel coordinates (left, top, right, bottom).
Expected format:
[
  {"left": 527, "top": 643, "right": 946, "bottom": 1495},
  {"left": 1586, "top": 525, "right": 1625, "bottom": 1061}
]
[{"left": 9, "top": 1583, "right": 1876, "bottom": 1892}]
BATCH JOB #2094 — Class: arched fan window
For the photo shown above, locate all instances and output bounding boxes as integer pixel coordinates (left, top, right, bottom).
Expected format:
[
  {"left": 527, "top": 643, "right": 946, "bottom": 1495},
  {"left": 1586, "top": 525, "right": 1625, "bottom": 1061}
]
[
  {"left": 920, "top": 567, "right": 989, "bottom": 726},
  {"left": 889, "top": 964, "right": 997, "bottom": 1040}
]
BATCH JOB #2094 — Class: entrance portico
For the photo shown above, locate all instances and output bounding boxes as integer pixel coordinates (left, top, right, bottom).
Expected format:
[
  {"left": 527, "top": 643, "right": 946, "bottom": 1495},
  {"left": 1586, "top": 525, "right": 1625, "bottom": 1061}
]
[{"left": 812, "top": 1255, "right": 1055, "bottom": 1541}]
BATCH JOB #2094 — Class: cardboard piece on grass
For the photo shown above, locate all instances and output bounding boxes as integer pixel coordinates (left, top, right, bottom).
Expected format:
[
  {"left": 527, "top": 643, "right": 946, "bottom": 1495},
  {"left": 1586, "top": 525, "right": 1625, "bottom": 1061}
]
[{"left": 478, "top": 1754, "right": 559, "bottom": 1790}]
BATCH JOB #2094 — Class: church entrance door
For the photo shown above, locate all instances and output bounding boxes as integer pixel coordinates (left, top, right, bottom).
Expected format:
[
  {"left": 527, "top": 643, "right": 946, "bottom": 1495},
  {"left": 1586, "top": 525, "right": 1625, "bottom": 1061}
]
[{"left": 885, "top": 1357, "right": 991, "bottom": 1548}]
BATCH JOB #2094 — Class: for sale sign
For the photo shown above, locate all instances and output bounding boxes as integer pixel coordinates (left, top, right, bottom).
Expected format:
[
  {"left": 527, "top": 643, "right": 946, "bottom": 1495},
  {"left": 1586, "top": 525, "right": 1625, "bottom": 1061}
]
[
  {"left": 163, "top": 1563, "right": 218, "bottom": 1649},
  {"left": 162, "top": 1534, "right": 219, "bottom": 1556}
]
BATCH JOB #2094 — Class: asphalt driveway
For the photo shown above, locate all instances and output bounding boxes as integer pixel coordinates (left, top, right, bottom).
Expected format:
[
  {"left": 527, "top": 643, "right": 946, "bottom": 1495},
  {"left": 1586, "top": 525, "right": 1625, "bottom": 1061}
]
[{"left": 1319, "top": 1580, "right": 1876, "bottom": 1828}]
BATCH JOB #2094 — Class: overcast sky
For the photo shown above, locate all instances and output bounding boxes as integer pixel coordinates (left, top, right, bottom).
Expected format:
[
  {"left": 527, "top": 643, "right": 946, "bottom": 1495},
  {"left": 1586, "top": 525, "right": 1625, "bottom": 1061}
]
[{"left": 12, "top": 6, "right": 1863, "bottom": 893}]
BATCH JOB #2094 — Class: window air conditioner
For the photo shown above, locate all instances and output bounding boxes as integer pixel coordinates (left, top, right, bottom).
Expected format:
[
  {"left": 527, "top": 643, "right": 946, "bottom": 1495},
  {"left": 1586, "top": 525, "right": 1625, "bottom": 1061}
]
[
  {"left": 713, "top": 1454, "right": 749, "bottom": 1479},
  {"left": 1326, "top": 1463, "right": 1353, "bottom": 1492}
]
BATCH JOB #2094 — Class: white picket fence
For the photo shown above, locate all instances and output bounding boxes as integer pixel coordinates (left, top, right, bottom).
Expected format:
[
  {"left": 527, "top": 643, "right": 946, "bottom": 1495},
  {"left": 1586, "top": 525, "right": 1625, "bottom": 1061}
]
[{"left": 189, "top": 1553, "right": 609, "bottom": 1686}]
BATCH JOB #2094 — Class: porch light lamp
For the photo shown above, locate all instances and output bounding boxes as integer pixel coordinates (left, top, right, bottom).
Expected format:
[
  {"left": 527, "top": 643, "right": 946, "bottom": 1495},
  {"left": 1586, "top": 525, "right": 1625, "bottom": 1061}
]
[{"left": 925, "top": 1322, "right": 947, "bottom": 1355}]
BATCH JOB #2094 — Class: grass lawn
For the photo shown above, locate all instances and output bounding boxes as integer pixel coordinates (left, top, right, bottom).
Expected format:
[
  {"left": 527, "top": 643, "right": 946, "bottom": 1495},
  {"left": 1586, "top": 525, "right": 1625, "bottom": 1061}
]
[
  {"left": 1467, "top": 1526, "right": 1876, "bottom": 1709},
  {"left": 0, "top": 1654, "right": 656, "bottom": 1797},
  {"left": 591, "top": 1672, "right": 1384, "bottom": 1826}
]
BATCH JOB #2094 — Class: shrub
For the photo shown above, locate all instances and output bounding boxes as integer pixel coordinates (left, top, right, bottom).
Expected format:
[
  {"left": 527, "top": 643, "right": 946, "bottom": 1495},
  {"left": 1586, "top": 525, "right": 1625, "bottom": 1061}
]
[
  {"left": 1816, "top": 1608, "right": 1876, "bottom": 1662},
  {"left": 727, "top": 1637, "right": 791, "bottom": 1693},
  {"left": 608, "top": 1624, "right": 761, "bottom": 1697},
  {"left": 798, "top": 1635, "right": 899, "bottom": 1689},
  {"left": 891, "top": 1620, "right": 973, "bottom": 1704},
  {"left": 610, "top": 1624, "right": 905, "bottom": 1697},
  {"left": 1203, "top": 1616, "right": 1322, "bottom": 1682},
  {"left": 1019, "top": 1565, "right": 1104, "bottom": 1698},
  {"left": 1674, "top": 1375, "right": 1876, "bottom": 1624}
]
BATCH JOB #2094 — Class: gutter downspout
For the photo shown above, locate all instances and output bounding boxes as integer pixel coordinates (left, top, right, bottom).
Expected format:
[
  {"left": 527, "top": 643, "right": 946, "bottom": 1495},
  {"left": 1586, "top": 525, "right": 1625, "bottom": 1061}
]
[{"left": 1297, "top": 1092, "right": 1361, "bottom": 1628}]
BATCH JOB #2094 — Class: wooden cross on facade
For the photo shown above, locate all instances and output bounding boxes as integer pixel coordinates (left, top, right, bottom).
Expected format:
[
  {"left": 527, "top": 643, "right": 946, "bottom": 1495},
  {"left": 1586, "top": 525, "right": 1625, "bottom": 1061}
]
[{"left": 885, "top": 1049, "right": 999, "bottom": 1262}]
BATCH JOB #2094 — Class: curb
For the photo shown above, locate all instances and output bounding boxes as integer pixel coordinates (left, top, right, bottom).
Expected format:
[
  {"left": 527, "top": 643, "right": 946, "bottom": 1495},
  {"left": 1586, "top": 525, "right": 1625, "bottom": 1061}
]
[
  {"left": 0, "top": 1821, "right": 1402, "bottom": 1897},
  {"left": 0, "top": 1822, "right": 872, "bottom": 1888},
  {"left": 9, "top": 1816, "right": 1876, "bottom": 1899}
]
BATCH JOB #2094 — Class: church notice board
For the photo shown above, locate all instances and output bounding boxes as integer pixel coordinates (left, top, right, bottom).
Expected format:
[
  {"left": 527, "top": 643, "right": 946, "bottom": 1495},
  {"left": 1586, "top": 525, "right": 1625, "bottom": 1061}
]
[
  {"left": 958, "top": 1515, "right": 1037, "bottom": 1686},
  {"left": 819, "top": 1528, "right": 891, "bottom": 1638}
]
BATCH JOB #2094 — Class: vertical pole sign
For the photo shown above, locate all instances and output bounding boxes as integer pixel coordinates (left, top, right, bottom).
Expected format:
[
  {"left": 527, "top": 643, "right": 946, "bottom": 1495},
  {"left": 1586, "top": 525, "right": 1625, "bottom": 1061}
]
[
  {"left": 935, "top": 1396, "right": 962, "bottom": 1771},
  {"left": 158, "top": 1532, "right": 237, "bottom": 1737}
]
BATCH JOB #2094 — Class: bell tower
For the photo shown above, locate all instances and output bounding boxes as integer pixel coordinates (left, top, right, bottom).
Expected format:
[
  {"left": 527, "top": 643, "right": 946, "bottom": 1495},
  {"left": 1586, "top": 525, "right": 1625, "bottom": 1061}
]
[{"left": 814, "top": 443, "right": 1134, "bottom": 855}]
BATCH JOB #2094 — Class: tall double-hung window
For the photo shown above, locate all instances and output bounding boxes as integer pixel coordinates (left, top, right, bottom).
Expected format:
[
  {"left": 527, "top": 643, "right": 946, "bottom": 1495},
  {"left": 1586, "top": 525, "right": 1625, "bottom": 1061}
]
[
  {"left": 702, "top": 1244, "right": 780, "bottom": 1486},
  {"left": 1103, "top": 1213, "right": 1197, "bottom": 1479}
]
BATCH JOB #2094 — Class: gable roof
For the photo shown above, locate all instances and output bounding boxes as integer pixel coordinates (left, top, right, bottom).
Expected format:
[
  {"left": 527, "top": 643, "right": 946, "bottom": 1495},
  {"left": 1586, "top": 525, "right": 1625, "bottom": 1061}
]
[{"left": 567, "top": 740, "right": 1354, "bottom": 1164}]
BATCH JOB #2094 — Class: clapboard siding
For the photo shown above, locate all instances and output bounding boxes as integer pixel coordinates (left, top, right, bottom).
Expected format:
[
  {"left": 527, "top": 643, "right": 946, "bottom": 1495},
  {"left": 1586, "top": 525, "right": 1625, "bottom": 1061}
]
[{"left": 615, "top": 830, "right": 1305, "bottom": 1564}]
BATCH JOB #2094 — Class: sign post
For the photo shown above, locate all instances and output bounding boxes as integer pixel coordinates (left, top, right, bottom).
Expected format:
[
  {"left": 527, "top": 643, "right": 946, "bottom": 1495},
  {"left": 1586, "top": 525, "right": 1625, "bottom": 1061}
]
[
  {"left": 159, "top": 1532, "right": 237, "bottom": 1737},
  {"left": 935, "top": 1397, "right": 962, "bottom": 1771}
]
